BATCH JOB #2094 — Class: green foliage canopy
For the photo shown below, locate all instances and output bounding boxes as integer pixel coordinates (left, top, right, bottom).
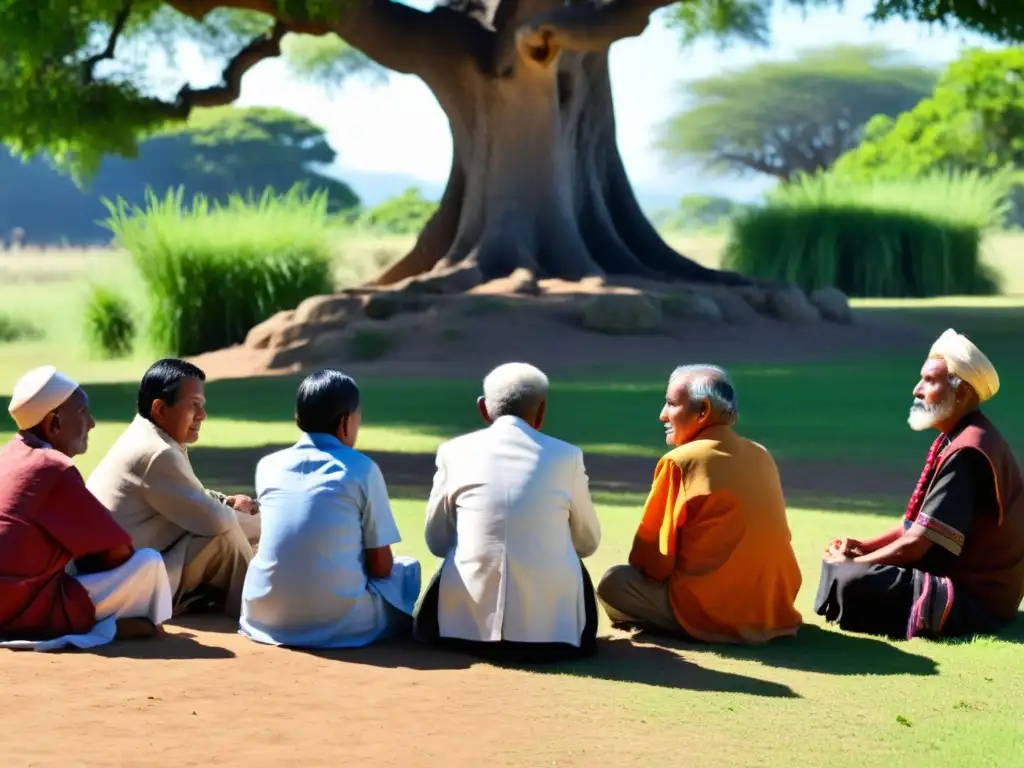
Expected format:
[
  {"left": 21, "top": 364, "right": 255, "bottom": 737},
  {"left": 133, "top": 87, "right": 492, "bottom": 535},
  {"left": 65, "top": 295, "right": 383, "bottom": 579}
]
[
  {"left": 3, "top": 0, "right": 1024, "bottom": 182},
  {"left": 0, "top": 0, "right": 378, "bottom": 179},
  {"left": 656, "top": 44, "right": 937, "bottom": 181},
  {"left": 833, "top": 48, "right": 1024, "bottom": 179}
]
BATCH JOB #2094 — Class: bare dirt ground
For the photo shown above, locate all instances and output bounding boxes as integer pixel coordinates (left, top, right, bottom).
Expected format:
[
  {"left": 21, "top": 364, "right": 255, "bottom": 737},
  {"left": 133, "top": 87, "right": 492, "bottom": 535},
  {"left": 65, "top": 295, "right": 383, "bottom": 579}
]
[{"left": 3, "top": 617, "right": 722, "bottom": 768}]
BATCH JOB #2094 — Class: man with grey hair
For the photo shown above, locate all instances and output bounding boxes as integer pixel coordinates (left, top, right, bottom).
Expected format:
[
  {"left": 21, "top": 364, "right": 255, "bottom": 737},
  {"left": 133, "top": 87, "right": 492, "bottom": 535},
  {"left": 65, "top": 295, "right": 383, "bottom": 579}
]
[
  {"left": 597, "top": 364, "right": 803, "bottom": 644},
  {"left": 413, "top": 362, "right": 602, "bottom": 662}
]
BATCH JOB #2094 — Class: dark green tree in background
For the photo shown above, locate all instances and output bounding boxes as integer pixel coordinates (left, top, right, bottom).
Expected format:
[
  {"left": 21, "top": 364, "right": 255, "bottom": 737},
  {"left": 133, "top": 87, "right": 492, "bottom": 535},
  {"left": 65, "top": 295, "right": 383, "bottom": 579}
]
[
  {"left": 1, "top": 106, "right": 359, "bottom": 243},
  {"left": 656, "top": 44, "right": 937, "bottom": 182},
  {"left": 2, "top": 0, "right": 1023, "bottom": 282}
]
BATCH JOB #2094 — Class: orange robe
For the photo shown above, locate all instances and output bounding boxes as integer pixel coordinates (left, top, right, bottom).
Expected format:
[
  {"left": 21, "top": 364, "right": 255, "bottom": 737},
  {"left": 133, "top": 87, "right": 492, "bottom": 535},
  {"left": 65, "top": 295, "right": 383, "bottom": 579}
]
[{"left": 629, "top": 425, "right": 802, "bottom": 643}]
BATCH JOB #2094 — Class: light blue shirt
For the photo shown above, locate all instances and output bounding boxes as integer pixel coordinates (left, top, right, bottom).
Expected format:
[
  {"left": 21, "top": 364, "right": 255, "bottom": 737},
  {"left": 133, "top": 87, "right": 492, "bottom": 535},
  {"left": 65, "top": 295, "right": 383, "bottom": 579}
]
[{"left": 239, "top": 432, "right": 420, "bottom": 648}]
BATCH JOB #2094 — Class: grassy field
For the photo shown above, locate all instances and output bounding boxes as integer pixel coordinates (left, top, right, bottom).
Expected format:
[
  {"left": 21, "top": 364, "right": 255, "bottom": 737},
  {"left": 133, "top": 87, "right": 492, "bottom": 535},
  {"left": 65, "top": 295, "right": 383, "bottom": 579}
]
[{"left": 0, "top": 235, "right": 1023, "bottom": 766}]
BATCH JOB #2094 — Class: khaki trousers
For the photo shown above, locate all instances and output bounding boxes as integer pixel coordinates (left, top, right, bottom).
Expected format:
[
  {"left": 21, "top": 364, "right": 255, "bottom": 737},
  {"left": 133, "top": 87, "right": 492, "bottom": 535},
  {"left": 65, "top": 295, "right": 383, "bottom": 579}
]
[
  {"left": 596, "top": 564, "right": 688, "bottom": 637},
  {"left": 177, "top": 525, "right": 253, "bottom": 619}
]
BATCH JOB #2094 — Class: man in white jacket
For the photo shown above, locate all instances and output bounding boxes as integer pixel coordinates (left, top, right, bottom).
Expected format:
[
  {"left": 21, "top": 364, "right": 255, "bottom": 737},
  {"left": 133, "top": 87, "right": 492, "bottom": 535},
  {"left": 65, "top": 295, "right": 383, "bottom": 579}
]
[{"left": 413, "top": 362, "right": 602, "bottom": 662}]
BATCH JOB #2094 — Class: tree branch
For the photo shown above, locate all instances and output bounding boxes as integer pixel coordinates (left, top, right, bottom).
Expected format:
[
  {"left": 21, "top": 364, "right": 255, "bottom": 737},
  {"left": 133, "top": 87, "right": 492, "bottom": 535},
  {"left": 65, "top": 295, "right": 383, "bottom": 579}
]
[
  {"left": 82, "top": 2, "right": 132, "bottom": 85},
  {"left": 161, "top": 20, "right": 288, "bottom": 119},
  {"left": 515, "top": 0, "right": 672, "bottom": 67},
  {"left": 334, "top": 0, "right": 488, "bottom": 79}
]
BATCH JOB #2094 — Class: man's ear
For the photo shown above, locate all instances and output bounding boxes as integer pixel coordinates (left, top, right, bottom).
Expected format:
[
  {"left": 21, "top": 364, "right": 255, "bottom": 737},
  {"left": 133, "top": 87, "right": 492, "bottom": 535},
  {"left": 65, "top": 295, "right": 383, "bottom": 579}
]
[
  {"left": 698, "top": 398, "right": 711, "bottom": 423},
  {"left": 40, "top": 411, "right": 59, "bottom": 438},
  {"left": 477, "top": 396, "right": 492, "bottom": 425}
]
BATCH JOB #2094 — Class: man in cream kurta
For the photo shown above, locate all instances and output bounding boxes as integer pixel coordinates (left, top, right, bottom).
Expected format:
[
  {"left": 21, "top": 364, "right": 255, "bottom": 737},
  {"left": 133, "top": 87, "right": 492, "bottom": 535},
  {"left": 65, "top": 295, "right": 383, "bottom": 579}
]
[
  {"left": 86, "top": 359, "right": 257, "bottom": 618},
  {"left": 413, "top": 363, "right": 602, "bottom": 662}
]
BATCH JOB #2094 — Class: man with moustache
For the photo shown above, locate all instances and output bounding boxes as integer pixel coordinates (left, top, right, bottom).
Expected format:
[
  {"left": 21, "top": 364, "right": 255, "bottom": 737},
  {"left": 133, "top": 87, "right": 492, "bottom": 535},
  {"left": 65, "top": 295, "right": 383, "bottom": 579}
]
[
  {"left": 87, "top": 359, "right": 257, "bottom": 619},
  {"left": 597, "top": 364, "right": 803, "bottom": 644},
  {"left": 817, "top": 329, "right": 1024, "bottom": 640}
]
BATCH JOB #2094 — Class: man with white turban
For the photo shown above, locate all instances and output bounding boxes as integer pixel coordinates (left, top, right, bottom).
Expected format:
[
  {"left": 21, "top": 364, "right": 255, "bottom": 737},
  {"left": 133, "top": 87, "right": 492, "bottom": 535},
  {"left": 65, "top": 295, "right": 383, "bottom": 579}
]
[
  {"left": 815, "top": 329, "right": 1024, "bottom": 640},
  {"left": 0, "top": 366, "right": 172, "bottom": 649}
]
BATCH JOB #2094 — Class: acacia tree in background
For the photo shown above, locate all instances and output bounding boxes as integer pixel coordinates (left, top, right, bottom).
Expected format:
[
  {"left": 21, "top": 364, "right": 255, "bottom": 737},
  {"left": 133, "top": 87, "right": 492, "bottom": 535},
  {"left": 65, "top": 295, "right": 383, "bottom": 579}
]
[
  {"left": 655, "top": 44, "right": 937, "bottom": 182},
  {"left": 1, "top": 0, "right": 1022, "bottom": 287}
]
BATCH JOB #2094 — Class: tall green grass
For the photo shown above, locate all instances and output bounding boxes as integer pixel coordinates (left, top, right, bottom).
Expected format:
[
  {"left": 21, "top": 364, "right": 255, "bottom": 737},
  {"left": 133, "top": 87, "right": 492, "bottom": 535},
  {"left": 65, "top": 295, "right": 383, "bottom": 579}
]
[
  {"left": 103, "top": 186, "right": 335, "bottom": 356},
  {"left": 83, "top": 285, "right": 135, "bottom": 358},
  {"left": 723, "top": 170, "right": 1012, "bottom": 297}
]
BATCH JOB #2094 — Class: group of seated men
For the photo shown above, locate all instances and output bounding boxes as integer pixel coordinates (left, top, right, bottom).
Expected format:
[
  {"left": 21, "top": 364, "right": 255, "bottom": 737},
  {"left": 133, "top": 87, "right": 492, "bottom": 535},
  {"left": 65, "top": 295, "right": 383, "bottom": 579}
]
[{"left": 0, "top": 327, "right": 1021, "bottom": 656}]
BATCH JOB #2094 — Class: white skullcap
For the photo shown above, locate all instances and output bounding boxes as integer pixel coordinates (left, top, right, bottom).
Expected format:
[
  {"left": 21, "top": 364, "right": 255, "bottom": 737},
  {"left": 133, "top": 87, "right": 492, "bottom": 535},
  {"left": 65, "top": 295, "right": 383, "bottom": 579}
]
[
  {"left": 928, "top": 328, "right": 1000, "bottom": 403},
  {"left": 8, "top": 366, "right": 80, "bottom": 430}
]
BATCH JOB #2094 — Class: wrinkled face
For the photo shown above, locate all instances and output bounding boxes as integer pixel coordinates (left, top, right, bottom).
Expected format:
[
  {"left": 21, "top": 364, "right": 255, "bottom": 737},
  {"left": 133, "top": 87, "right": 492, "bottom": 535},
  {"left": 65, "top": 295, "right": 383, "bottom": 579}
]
[
  {"left": 337, "top": 406, "right": 362, "bottom": 448},
  {"left": 909, "top": 357, "right": 958, "bottom": 432},
  {"left": 660, "top": 375, "right": 707, "bottom": 447},
  {"left": 152, "top": 377, "right": 207, "bottom": 445},
  {"left": 43, "top": 388, "right": 95, "bottom": 457}
]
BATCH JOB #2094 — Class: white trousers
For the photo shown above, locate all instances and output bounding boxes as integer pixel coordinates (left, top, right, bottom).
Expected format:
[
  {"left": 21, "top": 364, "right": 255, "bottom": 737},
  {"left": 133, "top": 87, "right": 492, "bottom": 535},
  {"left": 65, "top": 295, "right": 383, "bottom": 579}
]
[{"left": 75, "top": 548, "right": 174, "bottom": 626}]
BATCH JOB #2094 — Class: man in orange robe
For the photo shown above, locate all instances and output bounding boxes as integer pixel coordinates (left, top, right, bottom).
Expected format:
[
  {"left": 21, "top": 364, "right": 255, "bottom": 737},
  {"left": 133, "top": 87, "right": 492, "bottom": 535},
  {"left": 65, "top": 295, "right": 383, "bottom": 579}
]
[{"left": 597, "top": 364, "right": 803, "bottom": 644}]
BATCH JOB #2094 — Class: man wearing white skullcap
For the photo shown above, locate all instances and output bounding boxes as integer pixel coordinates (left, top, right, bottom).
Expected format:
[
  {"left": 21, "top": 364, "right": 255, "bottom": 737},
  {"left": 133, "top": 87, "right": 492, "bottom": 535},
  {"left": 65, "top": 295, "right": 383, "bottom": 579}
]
[
  {"left": 816, "top": 329, "right": 1024, "bottom": 642},
  {"left": 0, "top": 366, "right": 173, "bottom": 648}
]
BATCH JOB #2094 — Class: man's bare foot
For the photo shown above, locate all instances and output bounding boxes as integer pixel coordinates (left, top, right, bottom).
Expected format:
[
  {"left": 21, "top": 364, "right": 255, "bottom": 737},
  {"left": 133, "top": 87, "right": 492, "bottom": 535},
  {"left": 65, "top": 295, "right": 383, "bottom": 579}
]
[{"left": 115, "top": 618, "right": 162, "bottom": 639}]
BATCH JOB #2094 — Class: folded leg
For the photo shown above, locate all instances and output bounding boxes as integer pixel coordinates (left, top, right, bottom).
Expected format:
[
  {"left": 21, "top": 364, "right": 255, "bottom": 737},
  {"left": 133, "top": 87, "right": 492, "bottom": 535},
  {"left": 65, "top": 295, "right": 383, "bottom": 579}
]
[
  {"left": 75, "top": 548, "right": 174, "bottom": 628},
  {"left": 596, "top": 564, "right": 689, "bottom": 638}
]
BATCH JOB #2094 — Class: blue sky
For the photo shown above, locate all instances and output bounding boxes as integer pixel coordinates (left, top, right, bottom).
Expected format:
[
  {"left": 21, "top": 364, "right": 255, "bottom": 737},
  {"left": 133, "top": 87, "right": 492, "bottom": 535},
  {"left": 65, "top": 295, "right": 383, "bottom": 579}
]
[{"left": 178, "top": 0, "right": 996, "bottom": 205}]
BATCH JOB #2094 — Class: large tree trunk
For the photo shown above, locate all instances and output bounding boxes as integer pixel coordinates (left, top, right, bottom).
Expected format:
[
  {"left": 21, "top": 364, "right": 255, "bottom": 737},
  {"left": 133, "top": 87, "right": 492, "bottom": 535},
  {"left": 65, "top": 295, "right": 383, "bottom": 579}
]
[{"left": 358, "top": 0, "right": 750, "bottom": 288}]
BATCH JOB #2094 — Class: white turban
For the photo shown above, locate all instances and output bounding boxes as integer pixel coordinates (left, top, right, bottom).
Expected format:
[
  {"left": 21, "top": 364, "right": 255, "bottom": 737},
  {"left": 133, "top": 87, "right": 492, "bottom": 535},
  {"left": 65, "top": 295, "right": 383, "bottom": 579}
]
[
  {"left": 928, "top": 328, "right": 999, "bottom": 403},
  {"left": 8, "top": 366, "right": 80, "bottom": 430}
]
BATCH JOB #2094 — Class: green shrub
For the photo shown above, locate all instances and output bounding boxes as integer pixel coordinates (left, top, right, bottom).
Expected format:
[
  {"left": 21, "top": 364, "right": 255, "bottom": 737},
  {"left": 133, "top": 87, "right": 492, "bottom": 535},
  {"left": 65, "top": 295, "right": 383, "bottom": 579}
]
[
  {"left": 723, "top": 169, "right": 1011, "bottom": 298},
  {"left": 83, "top": 286, "right": 136, "bottom": 358},
  {"left": 0, "top": 313, "right": 43, "bottom": 343},
  {"left": 358, "top": 187, "right": 438, "bottom": 235},
  {"left": 103, "top": 186, "right": 335, "bottom": 356}
]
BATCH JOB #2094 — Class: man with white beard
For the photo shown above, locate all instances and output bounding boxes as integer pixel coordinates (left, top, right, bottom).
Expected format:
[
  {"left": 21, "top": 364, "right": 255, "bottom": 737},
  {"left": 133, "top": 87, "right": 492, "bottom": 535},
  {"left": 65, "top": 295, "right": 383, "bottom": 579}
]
[{"left": 815, "top": 329, "right": 1024, "bottom": 640}]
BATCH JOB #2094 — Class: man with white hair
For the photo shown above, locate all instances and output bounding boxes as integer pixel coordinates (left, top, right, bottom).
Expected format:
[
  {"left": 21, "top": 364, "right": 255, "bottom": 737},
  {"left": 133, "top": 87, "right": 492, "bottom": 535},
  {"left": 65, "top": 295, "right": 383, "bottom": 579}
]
[
  {"left": 597, "top": 364, "right": 803, "bottom": 644},
  {"left": 413, "top": 362, "right": 602, "bottom": 662},
  {"left": 0, "top": 366, "right": 172, "bottom": 648},
  {"left": 817, "top": 329, "right": 1024, "bottom": 640}
]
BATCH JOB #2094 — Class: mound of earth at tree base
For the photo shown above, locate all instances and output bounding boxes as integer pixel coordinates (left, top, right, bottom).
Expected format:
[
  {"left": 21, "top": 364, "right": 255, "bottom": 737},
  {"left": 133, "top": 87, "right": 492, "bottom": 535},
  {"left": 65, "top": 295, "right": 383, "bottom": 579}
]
[{"left": 190, "top": 273, "right": 934, "bottom": 381}]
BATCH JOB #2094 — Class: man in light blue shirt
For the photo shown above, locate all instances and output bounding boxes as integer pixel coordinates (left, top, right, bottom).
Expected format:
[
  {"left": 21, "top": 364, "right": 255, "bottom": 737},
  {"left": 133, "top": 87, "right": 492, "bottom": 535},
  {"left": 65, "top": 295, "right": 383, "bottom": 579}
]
[{"left": 239, "top": 370, "right": 420, "bottom": 648}]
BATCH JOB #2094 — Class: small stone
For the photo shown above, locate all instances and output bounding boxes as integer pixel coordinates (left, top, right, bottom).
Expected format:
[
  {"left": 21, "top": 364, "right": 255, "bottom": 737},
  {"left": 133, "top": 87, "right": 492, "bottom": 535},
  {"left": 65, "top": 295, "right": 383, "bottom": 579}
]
[
  {"left": 364, "top": 291, "right": 409, "bottom": 320},
  {"left": 293, "top": 295, "right": 363, "bottom": 325},
  {"left": 266, "top": 340, "right": 311, "bottom": 370},
  {"left": 810, "top": 286, "right": 853, "bottom": 324},
  {"left": 579, "top": 293, "right": 663, "bottom": 334},
  {"left": 711, "top": 291, "right": 759, "bottom": 325},
  {"left": 766, "top": 285, "right": 821, "bottom": 323},
  {"left": 244, "top": 310, "right": 293, "bottom": 350},
  {"left": 268, "top": 320, "right": 318, "bottom": 349},
  {"left": 659, "top": 292, "right": 724, "bottom": 323},
  {"left": 734, "top": 285, "right": 768, "bottom": 312}
]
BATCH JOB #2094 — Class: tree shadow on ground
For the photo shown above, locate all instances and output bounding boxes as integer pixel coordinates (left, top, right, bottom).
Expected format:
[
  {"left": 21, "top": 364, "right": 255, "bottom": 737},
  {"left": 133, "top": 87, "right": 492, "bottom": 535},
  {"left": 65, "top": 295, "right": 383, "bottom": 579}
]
[
  {"left": 501, "top": 636, "right": 798, "bottom": 697},
  {"left": 297, "top": 638, "right": 478, "bottom": 672},
  {"left": 188, "top": 443, "right": 916, "bottom": 521},
  {"left": 632, "top": 624, "right": 938, "bottom": 677},
  {"left": 91, "top": 628, "right": 236, "bottom": 660}
]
